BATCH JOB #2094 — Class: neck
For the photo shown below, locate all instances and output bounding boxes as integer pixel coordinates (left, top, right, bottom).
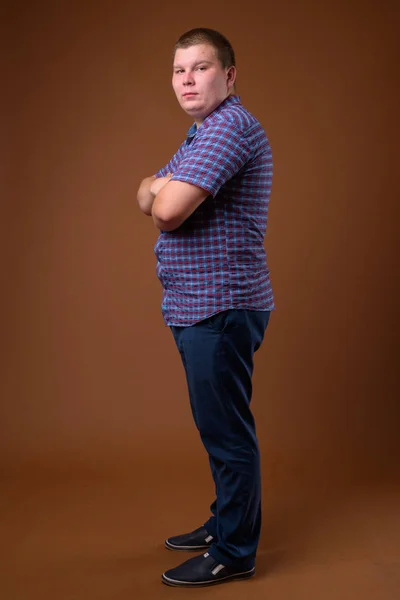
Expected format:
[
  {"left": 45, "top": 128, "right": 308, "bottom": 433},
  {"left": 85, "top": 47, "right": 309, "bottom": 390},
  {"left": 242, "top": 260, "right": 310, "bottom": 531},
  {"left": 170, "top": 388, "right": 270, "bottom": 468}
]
[{"left": 194, "top": 93, "right": 235, "bottom": 127}]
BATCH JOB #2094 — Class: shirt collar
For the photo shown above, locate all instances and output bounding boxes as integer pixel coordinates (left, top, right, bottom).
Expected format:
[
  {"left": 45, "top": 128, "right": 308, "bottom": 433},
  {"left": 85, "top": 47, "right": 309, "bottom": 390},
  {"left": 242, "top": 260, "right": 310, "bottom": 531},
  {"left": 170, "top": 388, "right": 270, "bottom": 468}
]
[{"left": 186, "top": 122, "right": 198, "bottom": 141}]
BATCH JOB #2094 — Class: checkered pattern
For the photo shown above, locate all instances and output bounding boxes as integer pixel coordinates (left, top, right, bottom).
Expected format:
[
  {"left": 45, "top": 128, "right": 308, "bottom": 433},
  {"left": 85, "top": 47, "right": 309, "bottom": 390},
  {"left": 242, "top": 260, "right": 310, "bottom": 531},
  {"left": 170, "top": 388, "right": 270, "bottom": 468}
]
[{"left": 154, "top": 95, "right": 275, "bottom": 326}]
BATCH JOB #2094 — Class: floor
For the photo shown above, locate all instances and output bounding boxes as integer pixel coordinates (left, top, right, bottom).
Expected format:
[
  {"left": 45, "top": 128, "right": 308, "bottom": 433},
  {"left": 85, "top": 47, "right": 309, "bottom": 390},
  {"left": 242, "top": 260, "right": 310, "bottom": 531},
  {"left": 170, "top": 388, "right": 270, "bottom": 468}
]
[{"left": 1, "top": 460, "right": 399, "bottom": 599}]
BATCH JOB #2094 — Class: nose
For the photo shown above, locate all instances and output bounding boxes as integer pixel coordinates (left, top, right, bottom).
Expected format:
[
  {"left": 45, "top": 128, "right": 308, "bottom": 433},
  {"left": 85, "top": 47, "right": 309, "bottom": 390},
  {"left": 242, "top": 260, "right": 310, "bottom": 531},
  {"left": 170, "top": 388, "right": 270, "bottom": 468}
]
[{"left": 183, "top": 71, "right": 194, "bottom": 86}]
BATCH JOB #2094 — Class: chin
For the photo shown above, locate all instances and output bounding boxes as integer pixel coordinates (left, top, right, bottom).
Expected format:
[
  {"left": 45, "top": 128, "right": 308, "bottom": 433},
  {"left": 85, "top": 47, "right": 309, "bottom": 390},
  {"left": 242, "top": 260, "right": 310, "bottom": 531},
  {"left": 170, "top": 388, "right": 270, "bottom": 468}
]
[{"left": 182, "top": 104, "right": 203, "bottom": 116}]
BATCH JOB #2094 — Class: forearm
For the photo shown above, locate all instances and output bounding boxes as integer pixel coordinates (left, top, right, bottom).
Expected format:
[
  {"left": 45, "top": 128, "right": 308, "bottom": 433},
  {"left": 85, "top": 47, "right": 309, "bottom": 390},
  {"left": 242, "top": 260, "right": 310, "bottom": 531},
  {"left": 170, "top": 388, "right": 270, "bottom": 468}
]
[{"left": 137, "top": 175, "right": 156, "bottom": 215}]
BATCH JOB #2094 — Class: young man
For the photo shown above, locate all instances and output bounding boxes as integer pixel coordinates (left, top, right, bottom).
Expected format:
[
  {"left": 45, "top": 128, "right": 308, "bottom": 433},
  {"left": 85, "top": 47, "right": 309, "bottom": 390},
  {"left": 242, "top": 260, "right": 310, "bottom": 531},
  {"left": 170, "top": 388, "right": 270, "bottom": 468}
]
[{"left": 137, "top": 28, "right": 275, "bottom": 588}]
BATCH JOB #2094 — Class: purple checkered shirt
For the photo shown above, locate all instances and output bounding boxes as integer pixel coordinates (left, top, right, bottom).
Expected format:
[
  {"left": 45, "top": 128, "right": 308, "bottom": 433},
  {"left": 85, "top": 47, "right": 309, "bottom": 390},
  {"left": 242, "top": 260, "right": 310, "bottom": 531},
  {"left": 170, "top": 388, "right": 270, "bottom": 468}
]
[{"left": 154, "top": 95, "right": 275, "bottom": 327}]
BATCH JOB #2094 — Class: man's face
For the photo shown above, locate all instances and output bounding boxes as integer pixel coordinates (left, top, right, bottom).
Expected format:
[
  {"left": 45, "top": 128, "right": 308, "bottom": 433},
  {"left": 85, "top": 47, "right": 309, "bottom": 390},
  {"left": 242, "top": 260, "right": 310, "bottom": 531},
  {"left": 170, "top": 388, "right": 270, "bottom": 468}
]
[{"left": 172, "top": 44, "right": 236, "bottom": 126}]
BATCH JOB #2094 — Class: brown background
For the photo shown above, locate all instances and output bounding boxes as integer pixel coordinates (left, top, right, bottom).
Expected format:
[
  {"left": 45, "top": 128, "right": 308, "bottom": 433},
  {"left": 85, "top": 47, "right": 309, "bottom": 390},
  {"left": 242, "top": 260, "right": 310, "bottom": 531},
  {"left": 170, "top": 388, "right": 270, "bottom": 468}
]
[{"left": 1, "top": 1, "right": 399, "bottom": 598}]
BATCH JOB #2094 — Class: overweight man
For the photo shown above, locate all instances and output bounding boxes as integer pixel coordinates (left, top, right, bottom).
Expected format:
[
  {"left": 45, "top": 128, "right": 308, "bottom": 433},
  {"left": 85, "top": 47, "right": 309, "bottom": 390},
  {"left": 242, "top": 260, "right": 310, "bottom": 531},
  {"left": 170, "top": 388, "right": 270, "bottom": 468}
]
[{"left": 137, "top": 27, "right": 275, "bottom": 588}]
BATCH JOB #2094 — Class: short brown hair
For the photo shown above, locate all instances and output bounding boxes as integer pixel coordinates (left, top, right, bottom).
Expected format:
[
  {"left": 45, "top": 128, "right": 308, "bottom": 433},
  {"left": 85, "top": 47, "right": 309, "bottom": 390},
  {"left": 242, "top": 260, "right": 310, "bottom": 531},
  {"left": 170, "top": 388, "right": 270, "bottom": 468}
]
[{"left": 174, "top": 28, "right": 236, "bottom": 70}]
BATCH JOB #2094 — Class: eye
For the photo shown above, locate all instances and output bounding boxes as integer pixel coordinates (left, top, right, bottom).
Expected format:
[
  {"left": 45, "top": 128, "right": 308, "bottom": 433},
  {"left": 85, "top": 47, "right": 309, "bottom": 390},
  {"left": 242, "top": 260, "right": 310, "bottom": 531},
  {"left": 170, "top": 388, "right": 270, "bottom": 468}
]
[
  {"left": 197, "top": 66, "right": 207, "bottom": 71},
  {"left": 175, "top": 69, "right": 184, "bottom": 74}
]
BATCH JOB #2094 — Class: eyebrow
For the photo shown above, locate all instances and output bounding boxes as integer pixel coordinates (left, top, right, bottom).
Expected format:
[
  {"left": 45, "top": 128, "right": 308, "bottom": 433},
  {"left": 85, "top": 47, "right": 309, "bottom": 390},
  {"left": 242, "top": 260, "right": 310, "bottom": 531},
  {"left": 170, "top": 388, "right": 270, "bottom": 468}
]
[{"left": 173, "top": 60, "right": 214, "bottom": 69}]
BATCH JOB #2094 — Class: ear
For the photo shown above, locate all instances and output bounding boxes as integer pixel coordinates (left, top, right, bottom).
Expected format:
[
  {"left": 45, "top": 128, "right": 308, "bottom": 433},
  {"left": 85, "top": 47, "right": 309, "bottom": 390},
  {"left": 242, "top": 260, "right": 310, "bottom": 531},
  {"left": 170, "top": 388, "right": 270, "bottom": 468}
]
[{"left": 226, "top": 65, "right": 237, "bottom": 89}]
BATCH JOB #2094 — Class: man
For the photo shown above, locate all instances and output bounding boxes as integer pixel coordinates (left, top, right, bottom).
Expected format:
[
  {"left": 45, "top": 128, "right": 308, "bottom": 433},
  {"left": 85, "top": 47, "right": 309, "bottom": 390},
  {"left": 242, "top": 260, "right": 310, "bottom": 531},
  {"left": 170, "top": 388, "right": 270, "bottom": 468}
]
[{"left": 137, "top": 28, "right": 275, "bottom": 588}]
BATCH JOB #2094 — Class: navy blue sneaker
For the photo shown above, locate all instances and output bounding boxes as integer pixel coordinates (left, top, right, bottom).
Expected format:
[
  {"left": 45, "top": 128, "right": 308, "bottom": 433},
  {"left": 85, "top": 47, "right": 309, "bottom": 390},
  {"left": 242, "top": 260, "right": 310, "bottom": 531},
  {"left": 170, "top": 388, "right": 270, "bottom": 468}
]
[
  {"left": 165, "top": 526, "right": 215, "bottom": 551},
  {"left": 162, "top": 552, "right": 256, "bottom": 587}
]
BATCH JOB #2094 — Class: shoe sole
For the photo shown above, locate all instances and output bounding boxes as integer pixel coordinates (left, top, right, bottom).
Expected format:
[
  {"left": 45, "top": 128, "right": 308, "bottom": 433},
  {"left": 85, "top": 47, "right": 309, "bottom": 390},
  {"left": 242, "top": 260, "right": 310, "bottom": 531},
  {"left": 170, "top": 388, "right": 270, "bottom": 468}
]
[
  {"left": 161, "top": 567, "right": 256, "bottom": 587},
  {"left": 165, "top": 540, "right": 211, "bottom": 552}
]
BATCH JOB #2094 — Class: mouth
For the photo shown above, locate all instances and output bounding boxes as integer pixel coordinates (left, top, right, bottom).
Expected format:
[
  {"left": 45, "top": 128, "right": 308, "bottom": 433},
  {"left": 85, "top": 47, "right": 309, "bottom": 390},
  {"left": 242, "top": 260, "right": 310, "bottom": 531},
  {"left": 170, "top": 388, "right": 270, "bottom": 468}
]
[{"left": 183, "top": 93, "right": 198, "bottom": 97}]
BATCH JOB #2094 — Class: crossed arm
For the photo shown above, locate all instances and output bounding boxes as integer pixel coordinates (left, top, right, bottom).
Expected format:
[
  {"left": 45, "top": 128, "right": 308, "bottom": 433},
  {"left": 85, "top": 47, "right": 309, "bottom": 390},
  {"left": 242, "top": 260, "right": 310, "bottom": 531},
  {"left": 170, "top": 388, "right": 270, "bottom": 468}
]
[{"left": 136, "top": 174, "right": 210, "bottom": 232}]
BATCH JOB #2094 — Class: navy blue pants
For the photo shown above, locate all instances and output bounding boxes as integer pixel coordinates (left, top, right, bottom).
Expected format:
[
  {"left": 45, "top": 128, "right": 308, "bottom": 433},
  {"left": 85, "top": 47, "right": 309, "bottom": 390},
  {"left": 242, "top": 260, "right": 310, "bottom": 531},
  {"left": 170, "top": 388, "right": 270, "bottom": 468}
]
[{"left": 171, "top": 309, "right": 270, "bottom": 569}]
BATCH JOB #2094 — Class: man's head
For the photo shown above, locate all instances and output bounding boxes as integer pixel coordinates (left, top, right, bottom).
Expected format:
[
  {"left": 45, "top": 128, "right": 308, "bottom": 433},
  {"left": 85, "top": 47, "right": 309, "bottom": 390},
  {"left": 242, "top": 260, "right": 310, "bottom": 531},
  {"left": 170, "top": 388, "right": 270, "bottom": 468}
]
[{"left": 172, "top": 28, "right": 237, "bottom": 126}]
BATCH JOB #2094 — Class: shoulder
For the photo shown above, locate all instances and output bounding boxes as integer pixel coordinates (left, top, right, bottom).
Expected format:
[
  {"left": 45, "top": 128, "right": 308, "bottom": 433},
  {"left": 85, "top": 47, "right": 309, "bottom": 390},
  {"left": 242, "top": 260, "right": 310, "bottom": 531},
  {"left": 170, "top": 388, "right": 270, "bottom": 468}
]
[{"left": 202, "top": 98, "right": 264, "bottom": 140}]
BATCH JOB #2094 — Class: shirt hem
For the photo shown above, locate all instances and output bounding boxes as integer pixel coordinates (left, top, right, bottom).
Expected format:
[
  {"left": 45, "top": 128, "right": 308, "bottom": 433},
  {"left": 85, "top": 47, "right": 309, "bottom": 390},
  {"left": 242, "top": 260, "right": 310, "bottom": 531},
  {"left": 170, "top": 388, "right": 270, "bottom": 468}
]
[{"left": 164, "top": 304, "right": 276, "bottom": 327}]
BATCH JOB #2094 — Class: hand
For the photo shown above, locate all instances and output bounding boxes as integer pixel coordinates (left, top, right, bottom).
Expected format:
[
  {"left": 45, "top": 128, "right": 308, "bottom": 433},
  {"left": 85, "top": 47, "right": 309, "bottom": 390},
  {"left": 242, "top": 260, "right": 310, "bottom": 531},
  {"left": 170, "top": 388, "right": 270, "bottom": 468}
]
[{"left": 150, "top": 173, "right": 173, "bottom": 196}]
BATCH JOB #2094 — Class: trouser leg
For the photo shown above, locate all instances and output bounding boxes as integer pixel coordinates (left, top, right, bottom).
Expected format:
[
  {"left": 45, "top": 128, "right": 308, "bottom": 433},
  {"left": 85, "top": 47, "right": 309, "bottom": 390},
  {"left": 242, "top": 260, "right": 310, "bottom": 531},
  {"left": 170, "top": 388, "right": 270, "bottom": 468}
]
[{"left": 171, "top": 309, "right": 270, "bottom": 568}]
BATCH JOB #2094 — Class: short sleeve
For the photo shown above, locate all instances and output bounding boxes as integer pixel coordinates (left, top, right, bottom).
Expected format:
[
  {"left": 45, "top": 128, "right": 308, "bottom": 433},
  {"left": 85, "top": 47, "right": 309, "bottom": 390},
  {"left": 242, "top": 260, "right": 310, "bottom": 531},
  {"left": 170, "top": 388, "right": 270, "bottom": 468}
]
[
  {"left": 169, "top": 120, "right": 252, "bottom": 197},
  {"left": 154, "top": 141, "right": 186, "bottom": 178}
]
